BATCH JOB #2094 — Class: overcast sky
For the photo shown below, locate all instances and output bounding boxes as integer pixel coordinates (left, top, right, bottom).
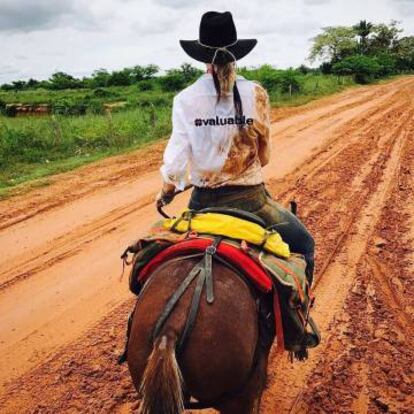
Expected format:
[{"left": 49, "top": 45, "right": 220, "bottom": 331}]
[{"left": 0, "top": 0, "right": 413, "bottom": 84}]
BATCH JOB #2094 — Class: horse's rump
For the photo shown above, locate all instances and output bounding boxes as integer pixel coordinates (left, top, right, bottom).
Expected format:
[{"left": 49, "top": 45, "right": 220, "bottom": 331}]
[{"left": 127, "top": 256, "right": 259, "bottom": 404}]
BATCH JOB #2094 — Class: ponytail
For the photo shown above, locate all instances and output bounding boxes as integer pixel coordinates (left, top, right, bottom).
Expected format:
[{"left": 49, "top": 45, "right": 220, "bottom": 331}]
[{"left": 212, "top": 63, "right": 243, "bottom": 124}]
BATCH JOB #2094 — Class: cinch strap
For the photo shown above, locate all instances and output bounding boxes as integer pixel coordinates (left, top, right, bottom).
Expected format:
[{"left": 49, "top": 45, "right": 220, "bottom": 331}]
[{"left": 197, "top": 39, "right": 238, "bottom": 64}]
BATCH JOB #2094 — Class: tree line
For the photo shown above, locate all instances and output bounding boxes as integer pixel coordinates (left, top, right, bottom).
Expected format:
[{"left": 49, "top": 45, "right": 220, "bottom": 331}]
[
  {"left": 310, "top": 20, "right": 414, "bottom": 83},
  {"left": 0, "top": 63, "right": 203, "bottom": 92},
  {"left": 1, "top": 20, "right": 413, "bottom": 92}
]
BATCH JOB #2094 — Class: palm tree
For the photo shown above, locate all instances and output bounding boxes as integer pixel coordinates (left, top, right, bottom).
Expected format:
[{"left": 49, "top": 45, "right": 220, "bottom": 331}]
[{"left": 353, "top": 20, "right": 374, "bottom": 55}]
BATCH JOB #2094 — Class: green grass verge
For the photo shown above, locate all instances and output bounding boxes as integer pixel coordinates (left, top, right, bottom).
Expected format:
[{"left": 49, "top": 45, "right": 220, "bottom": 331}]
[
  {"left": 0, "top": 73, "right": 359, "bottom": 194},
  {"left": 0, "top": 106, "right": 171, "bottom": 188}
]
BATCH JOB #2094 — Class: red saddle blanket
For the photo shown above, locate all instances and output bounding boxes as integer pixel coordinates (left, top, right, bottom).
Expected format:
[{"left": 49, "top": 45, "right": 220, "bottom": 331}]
[
  {"left": 137, "top": 237, "right": 285, "bottom": 352},
  {"left": 139, "top": 237, "right": 272, "bottom": 292}
]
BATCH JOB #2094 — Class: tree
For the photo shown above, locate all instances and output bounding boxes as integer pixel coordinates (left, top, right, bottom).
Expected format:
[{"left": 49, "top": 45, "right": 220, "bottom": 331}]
[
  {"left": 375, "top": 52, "right": 397, "bottom": 76},
  {"left": 297, "top": 64, "right": 312, "bottom": 74},
  {"left": 179, "top": 63, "right": 203, "bottom": 83},
  {"left": 319, "top": 62, "right": 333, "bottom": 74},
  {"left": 89, "top": 69, "right": 111, "bottom": 88},
  {"left": 393, "top": 36, "right": 414, "bottom": 71},
  {"left": 159, "top": 70, "right": 187, "bottom": 91},
  {"left": 27, "top": 78, "right": 40, "bottom": 88},
  {"left": 309, "top": 26, "right": 358, "bottom": 63},
  {"left": 11, "top": 80, "right": 26, "bottom": 90},
  {"left": 48, "top": 72, "right": 82, "bottom": 90},
  {"left": 353, "top": 20, "right": 373, "bottom": 54},
  {"left": 0, "top": 83, "right": 14, "bottom": 91},
  {"left": 130, "top": 64, "right": 159, "bottom": 82},
  {"left": 333, "top": 55, "right": 381, "bottom": 84},
  {"left": 369, "top": 21, "right": 403, "bottom": 55},
  {"left": 107, "top": 68, "right": 132, "bottom": 86},
  {"left": 159, "top": 64, "right": 202, "bottom": 91}
]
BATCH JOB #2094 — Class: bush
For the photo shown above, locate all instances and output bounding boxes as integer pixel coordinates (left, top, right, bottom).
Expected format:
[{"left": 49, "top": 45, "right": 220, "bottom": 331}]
[
  {"left": 297, "top": 64, "right": 312, "bottom": 75},
  {"left": 278, "top": 70, "right": 302, "bottom": 93},
  {"left": 248, "top": 65, "right": 280, "bottom": 90},
  {"left": 159, "top": 73, "right": 187, "bottom": 92},
  {"left": 137, "top": 80, "right": 154, "bottom": 91},
  {"left": 86, "top": 99, "right": 105, "bottom": 114},
  {"left": 375, "top": 53, "right": 397, "bottom": 76},
  {"left": 320, "top": 62, "right": 333, "bottom": 75},
  {"left": 5, "top": 104, "right": 18, "bottom": 117},
  {"left": 92, "top": 88, "right": 114, "bottom": 98},
  {"left": 333, "top": 55, "right": 381, "bottom": 84},
  {"left": 52, "top": 99, "right": 88, "bottom": 116},
  {"left": 0, "top": 99, "right": 6, "bottom": 115},
  {"left": 239, "top": 65, "right": 302, "bottom": 94}
]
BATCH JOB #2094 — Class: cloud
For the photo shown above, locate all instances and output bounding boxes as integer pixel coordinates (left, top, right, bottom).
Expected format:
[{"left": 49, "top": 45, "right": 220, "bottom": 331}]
[
  {"left": 0, "top": 0, "right": 96, "bottom": 32},
  {"left": 303, "top": 0, "right": 332, "bottom": 4},
  {"left": 0, "top": 0, "right": 413, "bottom": 84},
  {"left": 131, "top": 18, "right": 178, "bottom": 35},
  {"left": 153, "top": 0, "right": 205, "bottom": 8},
  {"left": 251, "top": 19, "right": 319, "bottom": 36},
  {"left": 391, "top": 0, "right": 414, "bottom": 16},
  {"left": 0, "top": 65, "right": 17, "bottom": 76}
]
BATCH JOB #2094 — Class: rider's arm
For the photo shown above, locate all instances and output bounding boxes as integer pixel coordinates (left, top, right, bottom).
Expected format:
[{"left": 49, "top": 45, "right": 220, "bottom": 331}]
[
  {"left": 160, "top": 96, "right": 191, "bottom": 191},
  {"left": 257, "top": 88, "right": 271, "bottom": 167}
]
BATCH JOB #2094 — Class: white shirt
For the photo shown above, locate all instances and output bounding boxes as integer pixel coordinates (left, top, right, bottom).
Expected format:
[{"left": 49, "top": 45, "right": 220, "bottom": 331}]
[{"left": 160, "top": 73, "right": 271, "bottom": 190}]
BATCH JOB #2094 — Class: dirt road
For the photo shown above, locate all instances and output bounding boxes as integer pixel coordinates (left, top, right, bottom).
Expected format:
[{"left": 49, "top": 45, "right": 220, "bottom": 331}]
[{"left": 0, "top": 77, "right": 413, "bottom": 413}]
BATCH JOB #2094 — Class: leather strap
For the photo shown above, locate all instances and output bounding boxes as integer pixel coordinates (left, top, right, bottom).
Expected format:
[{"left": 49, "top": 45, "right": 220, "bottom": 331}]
[
  {"left": 177, "top": 268, "right": 206, "bottom": 353},
  {"left": 152, "top": 260, "right": 202, "bottom": 342},
  {"left": 204, "top": 237, "right": 221, "bottom": 304}
]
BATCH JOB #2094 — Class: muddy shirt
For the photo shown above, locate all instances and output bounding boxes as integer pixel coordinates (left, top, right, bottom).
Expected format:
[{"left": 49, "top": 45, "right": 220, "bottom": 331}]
[{"left": 160, "top": 73, "right": 271, "bottom": 190}]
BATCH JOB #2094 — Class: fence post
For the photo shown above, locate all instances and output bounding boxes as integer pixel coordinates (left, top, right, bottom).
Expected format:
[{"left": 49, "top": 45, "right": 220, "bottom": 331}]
[
  {"left": 51, "top": 115, "right": 62, "bottom": 146},
  {"left": 150, "top": 104, "right": 157, "bottom": 128},
  {"left": 289, "top": 84, "right": 292, "bottom": 99}
]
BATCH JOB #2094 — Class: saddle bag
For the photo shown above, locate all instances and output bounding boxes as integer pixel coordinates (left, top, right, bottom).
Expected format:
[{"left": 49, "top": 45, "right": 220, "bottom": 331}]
[{"left": 257, "top": 251, "right": 320, "bottom": 357}]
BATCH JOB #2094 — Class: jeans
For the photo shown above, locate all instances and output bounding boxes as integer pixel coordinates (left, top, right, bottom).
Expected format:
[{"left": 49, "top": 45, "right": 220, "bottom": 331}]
[{"left": 189, "top": 184, "right": 315, "bottom": 284}]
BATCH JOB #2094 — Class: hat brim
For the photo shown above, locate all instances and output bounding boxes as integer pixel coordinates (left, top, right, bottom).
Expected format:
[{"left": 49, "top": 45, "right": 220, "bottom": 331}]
[{"left": 179, "top": 39, "right": 257, "bottom": 64}]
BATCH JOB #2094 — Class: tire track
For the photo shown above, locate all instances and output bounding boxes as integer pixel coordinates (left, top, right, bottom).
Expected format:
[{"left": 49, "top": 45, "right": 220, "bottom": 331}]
[
  {"left": 0, "top": 77, "right": 413, "bottom": 414},
  {"left": 261, "top": 81, "right": 413, "bottom": 414}
]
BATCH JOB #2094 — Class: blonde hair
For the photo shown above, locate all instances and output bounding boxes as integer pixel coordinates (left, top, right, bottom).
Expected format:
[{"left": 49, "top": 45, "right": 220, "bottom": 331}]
[
  {"left": 214, "top": 62, "right": 237, "bottom": 95},
  {"left": 212, "top": 61, "right": 243, "bottom": 123}
]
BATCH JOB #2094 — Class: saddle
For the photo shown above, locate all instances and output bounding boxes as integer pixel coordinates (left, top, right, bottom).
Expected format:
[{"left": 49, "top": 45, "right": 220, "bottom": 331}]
[{"left": 121, "top": 209, "right": 320, "bottom": 361}]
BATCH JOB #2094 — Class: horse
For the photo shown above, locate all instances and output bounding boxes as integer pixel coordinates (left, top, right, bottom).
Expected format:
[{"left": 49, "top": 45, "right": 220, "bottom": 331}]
[{"left": 126, "top": 252, "right": 275, "bottom": 414}]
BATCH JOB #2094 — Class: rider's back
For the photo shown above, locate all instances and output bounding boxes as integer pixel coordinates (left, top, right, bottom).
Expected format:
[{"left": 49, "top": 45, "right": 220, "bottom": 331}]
[{"left": 161, "top": 74, "right": 270, "bottom": 190}]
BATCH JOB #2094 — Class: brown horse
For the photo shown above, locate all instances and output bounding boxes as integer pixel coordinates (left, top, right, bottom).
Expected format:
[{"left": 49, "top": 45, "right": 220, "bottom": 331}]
[{"left": 127, "top": 255, "right": 274, "bottom": 414}]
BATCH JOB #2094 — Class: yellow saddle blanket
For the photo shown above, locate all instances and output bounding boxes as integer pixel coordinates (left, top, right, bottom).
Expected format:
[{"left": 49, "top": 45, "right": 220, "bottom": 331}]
[{"left": 162, "top": 210, "right": 290, "bottom": 259}]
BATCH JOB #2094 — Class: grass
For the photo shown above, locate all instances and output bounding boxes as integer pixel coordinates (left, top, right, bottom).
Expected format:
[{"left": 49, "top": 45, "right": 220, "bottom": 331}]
[
  {"left": 0, "top": 106, "right": 171, "bottom": 188},
  {"left": 268, "top": 74, "right": 356, "bottom": 106},
  {"left": 0, "top": 73, "right": 358, "bottom": 193}
]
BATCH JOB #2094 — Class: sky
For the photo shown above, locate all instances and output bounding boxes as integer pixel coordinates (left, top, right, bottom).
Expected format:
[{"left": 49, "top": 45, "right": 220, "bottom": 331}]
[{"left": 0, "top": 0, "right": 413, "bottom": 84}]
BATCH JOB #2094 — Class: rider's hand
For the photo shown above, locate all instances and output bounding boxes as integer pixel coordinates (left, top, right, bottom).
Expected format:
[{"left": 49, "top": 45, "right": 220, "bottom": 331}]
[{"left": 156, "top": 189, "right": 175, "bottom": 208}]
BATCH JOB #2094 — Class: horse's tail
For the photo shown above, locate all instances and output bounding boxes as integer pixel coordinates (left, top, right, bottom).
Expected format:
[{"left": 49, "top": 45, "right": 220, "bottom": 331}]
[{"left": 139, "top": 334, "right": 184, "bottom": 414}]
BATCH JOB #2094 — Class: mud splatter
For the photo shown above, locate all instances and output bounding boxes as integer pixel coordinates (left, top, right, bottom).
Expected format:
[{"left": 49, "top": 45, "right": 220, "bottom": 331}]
[{"left": 201, "top": 84, "right": 271, "bottom": 187}]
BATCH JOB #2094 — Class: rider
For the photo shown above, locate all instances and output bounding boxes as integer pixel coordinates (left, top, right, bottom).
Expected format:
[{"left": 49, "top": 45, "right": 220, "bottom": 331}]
[{"left": 156, "top": 11, "right": 315, "bottom": 283}]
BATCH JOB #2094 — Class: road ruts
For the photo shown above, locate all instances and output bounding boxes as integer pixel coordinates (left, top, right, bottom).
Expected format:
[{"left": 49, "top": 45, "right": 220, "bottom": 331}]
[{"left": 0, "top": 77, "right": 413, "bottom": 414}]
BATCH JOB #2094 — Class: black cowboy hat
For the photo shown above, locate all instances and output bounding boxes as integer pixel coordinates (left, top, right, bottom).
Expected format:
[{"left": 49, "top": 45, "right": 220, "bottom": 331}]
[{"left": 180, "top": 11, "right": 257, "bottom": 65}]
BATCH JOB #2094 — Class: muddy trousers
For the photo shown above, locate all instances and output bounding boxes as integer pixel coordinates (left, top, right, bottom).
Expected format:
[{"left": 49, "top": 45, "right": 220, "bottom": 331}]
[{"left": 189, "top": 184, "right": 315, "bottom": 284}]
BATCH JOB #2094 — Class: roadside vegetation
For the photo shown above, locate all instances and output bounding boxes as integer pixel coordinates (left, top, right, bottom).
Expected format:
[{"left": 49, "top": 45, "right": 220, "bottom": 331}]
[
  {"left": 0, "top": 20, "right": 412, "bottom": 192},
  {"left": 310, "top": 20, "right": 414, "bottom": 83}
]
